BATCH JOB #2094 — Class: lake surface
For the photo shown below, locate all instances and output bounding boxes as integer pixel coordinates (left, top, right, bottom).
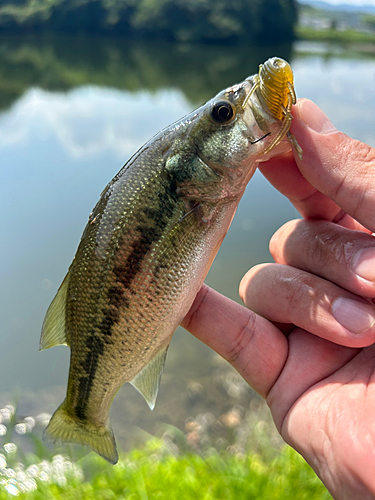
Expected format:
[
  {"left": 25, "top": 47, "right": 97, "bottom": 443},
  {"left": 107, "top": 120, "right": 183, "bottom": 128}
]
[{"left": 1, "top": 36, "right": 375, "bottom": 451}]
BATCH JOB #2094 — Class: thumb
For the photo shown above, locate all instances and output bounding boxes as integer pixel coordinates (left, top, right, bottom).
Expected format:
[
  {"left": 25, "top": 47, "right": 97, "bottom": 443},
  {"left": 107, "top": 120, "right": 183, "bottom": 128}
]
[{"left": 291, "top": 99, "right": 375, "bottom": 231}]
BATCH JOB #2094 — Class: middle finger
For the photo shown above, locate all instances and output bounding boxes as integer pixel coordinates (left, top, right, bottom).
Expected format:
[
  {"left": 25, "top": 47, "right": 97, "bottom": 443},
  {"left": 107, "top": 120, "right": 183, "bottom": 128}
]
[
  {"left": 270, "top": 219, "right": 375, "bottom": 299},
  {"left": 240, "top": 263, "right": 375, "bottom": 348}
]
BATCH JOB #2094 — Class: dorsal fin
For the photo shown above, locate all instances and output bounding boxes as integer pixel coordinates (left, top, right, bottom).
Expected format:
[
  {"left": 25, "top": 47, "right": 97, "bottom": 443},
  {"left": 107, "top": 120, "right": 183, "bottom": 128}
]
[
  {"left": 39, "top": 275, "right": 70, "bottom": 350},
  {"left": 130, "top": 345, "right": 169, "bottom": 410}
]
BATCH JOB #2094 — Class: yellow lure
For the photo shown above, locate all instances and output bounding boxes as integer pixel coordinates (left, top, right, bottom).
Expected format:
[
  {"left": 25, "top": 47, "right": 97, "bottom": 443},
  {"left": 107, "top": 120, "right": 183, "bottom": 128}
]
[
  {"left": 247, "top": 57, "right": 302, "bottom": 159},
  {"left": 259, "top": 57, "right": 295, "bottom": 121}
]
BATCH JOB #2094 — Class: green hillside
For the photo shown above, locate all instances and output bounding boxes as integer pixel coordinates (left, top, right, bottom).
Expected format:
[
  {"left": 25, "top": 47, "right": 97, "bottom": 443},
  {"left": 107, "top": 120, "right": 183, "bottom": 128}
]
[{"left": 0, "top": 0, "right": 298, "bottom": 44}]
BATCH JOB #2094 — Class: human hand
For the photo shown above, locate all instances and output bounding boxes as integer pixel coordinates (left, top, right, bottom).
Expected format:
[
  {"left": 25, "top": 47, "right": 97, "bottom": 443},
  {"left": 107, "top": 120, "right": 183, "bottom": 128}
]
[{"left": 182, "top": 99, "right": 375, "bottom": 500}]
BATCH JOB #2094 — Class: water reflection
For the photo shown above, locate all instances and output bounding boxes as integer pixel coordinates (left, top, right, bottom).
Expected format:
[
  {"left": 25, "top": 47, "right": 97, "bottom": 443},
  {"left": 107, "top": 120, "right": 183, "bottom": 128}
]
[
  {"left": 1, "top": 36, "right": 375, "bottom": 457},
  {"left": 0, "top": 86, "right": 190, "bottom": 159},
  {"left": 0, "top": 36, "right": 293, "bottom": 111}
]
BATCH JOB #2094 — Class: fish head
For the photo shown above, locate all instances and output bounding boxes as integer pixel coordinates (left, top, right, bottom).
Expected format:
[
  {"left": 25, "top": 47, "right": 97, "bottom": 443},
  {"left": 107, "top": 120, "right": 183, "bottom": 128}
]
[{"left": 175, "top": 77, "right": 292, "bottom": 201}]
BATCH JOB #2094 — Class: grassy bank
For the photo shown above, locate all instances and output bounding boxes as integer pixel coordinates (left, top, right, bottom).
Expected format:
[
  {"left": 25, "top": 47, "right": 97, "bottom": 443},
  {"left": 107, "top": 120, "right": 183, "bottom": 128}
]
[
  {"left": 297, "top": 25, "right": 375, "bottom": 45},
  {"left": 0, "top": 401, "right": 332, "bottom": 499},
  {"left": 0, "top": 440, "right": 332, "bottom": 499}
]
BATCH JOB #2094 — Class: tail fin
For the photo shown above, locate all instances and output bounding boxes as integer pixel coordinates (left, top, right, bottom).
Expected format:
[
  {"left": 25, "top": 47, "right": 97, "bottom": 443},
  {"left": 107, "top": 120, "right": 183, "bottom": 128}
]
[{"left": 43, "top": 401, "right": 118, "bottom": 465}]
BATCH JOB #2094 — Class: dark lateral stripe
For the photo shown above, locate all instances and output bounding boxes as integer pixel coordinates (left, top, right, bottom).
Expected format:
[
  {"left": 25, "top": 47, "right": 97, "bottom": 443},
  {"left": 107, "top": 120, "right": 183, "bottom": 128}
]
[
  {"left": 74, "top": 174, "right": 178, "bottom": 420},
  {"left": 74, "top": 335, "right": 104, "bottom": 421},
  {"left": 112, "top": 185, "right": 177, "bottom": 291}
]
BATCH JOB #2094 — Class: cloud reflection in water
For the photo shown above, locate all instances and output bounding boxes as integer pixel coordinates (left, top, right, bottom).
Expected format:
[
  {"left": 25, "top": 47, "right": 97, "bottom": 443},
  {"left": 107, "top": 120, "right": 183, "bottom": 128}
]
[{"left": 0, "top": 86, "right": 191, "bottom": 160}]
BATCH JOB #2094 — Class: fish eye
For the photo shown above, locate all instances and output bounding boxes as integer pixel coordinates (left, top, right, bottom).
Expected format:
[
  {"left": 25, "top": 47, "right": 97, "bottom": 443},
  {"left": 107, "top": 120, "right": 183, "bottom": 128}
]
[{"left": 210, "top": 101, "right": 235, "bottom": 124}]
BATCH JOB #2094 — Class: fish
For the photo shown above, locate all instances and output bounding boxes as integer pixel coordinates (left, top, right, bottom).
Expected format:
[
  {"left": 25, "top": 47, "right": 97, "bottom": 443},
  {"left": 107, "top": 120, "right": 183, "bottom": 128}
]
[{"left": 40, "top": 57, "right": 301, "bottom": 465}]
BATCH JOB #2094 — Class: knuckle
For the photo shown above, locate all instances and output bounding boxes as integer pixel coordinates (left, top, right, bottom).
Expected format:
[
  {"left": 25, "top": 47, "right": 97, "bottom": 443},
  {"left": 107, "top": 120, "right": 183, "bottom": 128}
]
[
  {"left": 330, "top": 170, "right": 347, "bottom": 201},
  {"left": 181, "top": 284, "right": 210, "bottom": 332},
  {"left": 311, "top": 225, "right": 344, "bottom": 265},
  {"left": 275, "top": 219, "right": 336, "bottom": 270},
  {"left": 225, "top": 312, "right": 256, "bottom": 364},
  {"left": 283, "top": 274, "right": 314, "bottom": 315},
  {"left": 333, "top": 139, "right": 375, "bottom": 223},
  {"left": 269, "top": 219, "right": 300, "bottom": 261},
  {"left": 347, "top": 141, "right": 375, "bottom": 167},
  {"left": 351, "top": 178, "right": 371, "bottom": 224},
  {"left": 239, "top": 264, "right": 271, "bottom": 304},
  {"left": 294, "top": 221, "right": 353, "bottom": 271}
]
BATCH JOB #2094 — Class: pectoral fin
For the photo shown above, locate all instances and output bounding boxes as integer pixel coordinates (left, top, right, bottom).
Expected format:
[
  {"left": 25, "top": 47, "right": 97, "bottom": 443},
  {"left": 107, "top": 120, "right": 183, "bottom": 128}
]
[
  {"left": 39, "top": 275, "right": 70, "bottom": 350},
  {"left": 130, "top": 345, "right": 169, "bottom": 410}
]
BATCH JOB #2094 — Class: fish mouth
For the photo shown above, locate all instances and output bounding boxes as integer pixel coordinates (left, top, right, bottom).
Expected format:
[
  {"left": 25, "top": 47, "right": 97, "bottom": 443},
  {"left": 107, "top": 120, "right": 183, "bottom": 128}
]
[
  {"left": 249, "top": 132, "right": 270, "bottom": 145},
  {"left": 241, "top": 78, "right": 274, "bottom": 143}
]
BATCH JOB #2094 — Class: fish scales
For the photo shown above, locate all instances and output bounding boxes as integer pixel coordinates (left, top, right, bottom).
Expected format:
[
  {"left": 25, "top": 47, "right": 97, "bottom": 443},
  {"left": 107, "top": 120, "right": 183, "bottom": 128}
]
[
  {"left": 47, "top": 129, "right": 238, "bottom": 458},
  {"left": 66, "top": 142, "right": 199, "bottom": 416},
  {"left": 40, "top": 59, "right": 301, "bottom": 464}
]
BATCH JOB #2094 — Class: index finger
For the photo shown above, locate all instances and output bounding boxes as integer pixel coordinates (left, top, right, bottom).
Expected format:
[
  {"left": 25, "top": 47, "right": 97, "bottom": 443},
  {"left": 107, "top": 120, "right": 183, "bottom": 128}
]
[
  {"left": 259, "top": 99, "right": 375, "bottom": 232},
  {"left": 181, "top": 284, "right": 287, "bottom": 398},
  {"left": 181, "top": 284, "right": 357, "bottom": 430},
  {"left": 259, "top": 149, "right": 344, "bottom": 222}
]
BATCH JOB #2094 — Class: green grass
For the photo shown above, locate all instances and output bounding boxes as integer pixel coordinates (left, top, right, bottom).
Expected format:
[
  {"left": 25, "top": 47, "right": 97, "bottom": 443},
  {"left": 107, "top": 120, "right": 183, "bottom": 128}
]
[
  {"left": 0, "top": 403, "right": 332, "bottom": 499},
  {"left": 0, "top": 440, "right": 332, "bottom": 499},
  {"left": 296, "top": 25, "right": 375, "bottom": 44}
]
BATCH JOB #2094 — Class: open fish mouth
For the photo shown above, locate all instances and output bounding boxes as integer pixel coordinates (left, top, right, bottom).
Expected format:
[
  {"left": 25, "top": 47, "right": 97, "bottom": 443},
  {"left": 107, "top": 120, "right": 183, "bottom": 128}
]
[{"left": 244, "top": 57, "right": 302, "bottom": 158}]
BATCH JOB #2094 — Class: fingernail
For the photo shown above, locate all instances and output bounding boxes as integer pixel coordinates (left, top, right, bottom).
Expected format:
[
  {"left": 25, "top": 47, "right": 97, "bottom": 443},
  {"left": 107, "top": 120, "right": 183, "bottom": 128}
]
[
  {"left": 297, "top": 99, "right": 337, "bottom": 135},
  {"left": 352, "top": 247, "right": 375, "bottom": 282},
  {"left": 332, "top": 297, "right": 375, "bottom": 334}
]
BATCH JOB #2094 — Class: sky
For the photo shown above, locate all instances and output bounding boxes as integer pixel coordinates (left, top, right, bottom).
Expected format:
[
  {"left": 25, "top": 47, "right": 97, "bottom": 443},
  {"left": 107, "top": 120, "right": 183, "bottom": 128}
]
[{"left": 303, "top": 0, "right": 375, "bottom": 6}]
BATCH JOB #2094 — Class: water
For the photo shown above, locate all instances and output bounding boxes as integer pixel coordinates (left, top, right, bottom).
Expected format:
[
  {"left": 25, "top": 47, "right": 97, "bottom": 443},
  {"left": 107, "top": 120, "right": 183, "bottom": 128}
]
[{"left": 0, "top": 36, "right": 374, "bottom": 449}]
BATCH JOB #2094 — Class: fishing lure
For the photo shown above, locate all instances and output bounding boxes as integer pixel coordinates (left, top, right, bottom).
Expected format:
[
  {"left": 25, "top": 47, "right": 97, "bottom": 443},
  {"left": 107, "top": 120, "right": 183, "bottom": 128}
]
[{"left": 246, "top": 57, "right": 302, "bottom": 159}]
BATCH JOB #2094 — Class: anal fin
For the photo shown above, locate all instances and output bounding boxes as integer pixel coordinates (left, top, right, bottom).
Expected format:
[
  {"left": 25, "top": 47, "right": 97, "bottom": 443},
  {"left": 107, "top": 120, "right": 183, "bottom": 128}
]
[{"left": 130, "top": 345, "right": 169, "bottom": 410}]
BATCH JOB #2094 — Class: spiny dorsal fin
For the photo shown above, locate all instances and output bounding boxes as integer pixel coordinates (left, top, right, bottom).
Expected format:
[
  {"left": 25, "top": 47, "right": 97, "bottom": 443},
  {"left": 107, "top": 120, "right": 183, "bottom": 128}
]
[
  {"left": 130, "top": 345, "right": 169, "bottom": 410},
  {"left": 39, "top": 275, "right": 70, "bottom": 350}
]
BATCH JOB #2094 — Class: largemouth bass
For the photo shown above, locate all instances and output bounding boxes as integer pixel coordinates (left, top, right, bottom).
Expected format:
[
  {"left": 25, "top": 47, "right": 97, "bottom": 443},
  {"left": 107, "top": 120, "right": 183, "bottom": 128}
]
[{"left": 40, "top": 57, "right": 300, "bottom": 464}]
